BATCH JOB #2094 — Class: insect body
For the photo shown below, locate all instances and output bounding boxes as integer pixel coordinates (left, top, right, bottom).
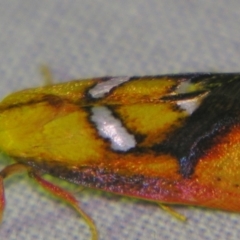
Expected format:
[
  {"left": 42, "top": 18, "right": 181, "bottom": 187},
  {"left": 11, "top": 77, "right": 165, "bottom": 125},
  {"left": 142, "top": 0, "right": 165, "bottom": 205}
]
[{"left": 0, "top": 73, "right": 240, "bottom": 239}]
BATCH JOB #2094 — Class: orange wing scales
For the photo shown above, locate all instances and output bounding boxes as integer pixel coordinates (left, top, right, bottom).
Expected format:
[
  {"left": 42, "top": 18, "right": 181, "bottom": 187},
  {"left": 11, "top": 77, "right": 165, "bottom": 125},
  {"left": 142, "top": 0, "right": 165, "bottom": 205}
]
[{"left": 0, "top": 73, "right": 240, "bottom": 213}]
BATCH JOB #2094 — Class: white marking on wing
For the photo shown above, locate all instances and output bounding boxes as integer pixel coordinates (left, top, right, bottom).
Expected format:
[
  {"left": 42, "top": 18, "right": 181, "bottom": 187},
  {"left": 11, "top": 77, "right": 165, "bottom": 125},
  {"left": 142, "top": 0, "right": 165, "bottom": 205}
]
[
  {"left": 91, "top": 106, "right": 136, "bottom": 151},
  {"left": 89, "top": 77, "right": 130, "bottom": 98},
  {"left": 175, "top": 80, "right": 210, "bottom": 114},
  {"left": 177, "top": 99, "right": 199, "bottom": 115},
  {"left": 177, "top": 92, "right": 209, "bottom": 115}
]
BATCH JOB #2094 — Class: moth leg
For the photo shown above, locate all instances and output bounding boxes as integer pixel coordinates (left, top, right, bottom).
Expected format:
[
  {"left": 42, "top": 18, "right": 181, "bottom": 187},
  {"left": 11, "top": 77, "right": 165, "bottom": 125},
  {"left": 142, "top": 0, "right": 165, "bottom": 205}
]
[
  {"left": 158, "top": 203, "right": 187, "bottom": 221},
  {"left": 0, "top": 163, "right": 28, "bottom": 222},
  {"left": 40, "top": 64, "right": 55, "bottom": 85},
  {"left": 31, "top": 172, "right": 98, "bottom": 240},
  {"left": 74, "top": 186, "right": 85, "bottom": 194}
]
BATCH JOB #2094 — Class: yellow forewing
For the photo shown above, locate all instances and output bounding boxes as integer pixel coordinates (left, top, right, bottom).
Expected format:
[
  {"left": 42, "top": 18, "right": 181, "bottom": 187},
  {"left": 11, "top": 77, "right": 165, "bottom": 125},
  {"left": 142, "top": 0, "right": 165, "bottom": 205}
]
[{"left": 0, "top": 73, "right": 240, "bottom": 213}]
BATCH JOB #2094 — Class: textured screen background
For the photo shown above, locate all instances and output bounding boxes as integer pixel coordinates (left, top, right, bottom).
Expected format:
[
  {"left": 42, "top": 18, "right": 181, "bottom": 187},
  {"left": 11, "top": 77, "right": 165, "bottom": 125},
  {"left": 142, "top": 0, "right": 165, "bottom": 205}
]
[{"left": 0, "top": 1, "right": 240, "bottom": 240}]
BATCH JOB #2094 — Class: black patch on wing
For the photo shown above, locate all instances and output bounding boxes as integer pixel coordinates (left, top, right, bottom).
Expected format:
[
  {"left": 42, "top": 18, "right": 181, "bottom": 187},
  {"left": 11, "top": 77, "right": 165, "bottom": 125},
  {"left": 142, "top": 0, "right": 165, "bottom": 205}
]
[{"left": 152, "top": 74, "right": 240, "bottom": 178}]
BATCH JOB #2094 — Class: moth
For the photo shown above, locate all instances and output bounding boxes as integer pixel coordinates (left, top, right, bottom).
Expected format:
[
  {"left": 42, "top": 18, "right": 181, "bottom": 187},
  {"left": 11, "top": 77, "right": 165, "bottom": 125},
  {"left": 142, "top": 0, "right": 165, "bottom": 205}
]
[{"left": 0, "top": 71, "right": 240, "bottom": 240}]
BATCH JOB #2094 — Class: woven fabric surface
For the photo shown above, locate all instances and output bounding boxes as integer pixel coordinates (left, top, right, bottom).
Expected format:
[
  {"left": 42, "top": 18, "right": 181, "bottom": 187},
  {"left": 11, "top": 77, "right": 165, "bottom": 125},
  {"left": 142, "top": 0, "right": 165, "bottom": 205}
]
[{"left": 0, "top": 1, "right": 240, "bottom": 240}]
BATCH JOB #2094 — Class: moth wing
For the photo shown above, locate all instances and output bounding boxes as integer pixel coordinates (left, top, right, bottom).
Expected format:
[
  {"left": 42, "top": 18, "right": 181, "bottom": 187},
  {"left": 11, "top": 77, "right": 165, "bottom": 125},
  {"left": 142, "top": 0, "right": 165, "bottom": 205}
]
[{"left": 1, "top": 74, "right": 240, "bottom": 211}]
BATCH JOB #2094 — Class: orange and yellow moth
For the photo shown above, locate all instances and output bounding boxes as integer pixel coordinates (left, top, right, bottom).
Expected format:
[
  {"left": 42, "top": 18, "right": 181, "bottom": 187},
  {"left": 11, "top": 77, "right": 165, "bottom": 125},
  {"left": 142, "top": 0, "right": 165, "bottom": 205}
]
[{"left": 0, "top": 72, "right": 240, "bottom": 239}]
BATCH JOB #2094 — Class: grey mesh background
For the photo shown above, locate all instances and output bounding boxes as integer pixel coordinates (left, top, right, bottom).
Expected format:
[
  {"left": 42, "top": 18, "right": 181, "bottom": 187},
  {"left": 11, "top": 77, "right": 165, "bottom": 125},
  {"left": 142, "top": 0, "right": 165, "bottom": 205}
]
[{"left": 0, "top": 1, "right": 240, "bottom": 240}]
